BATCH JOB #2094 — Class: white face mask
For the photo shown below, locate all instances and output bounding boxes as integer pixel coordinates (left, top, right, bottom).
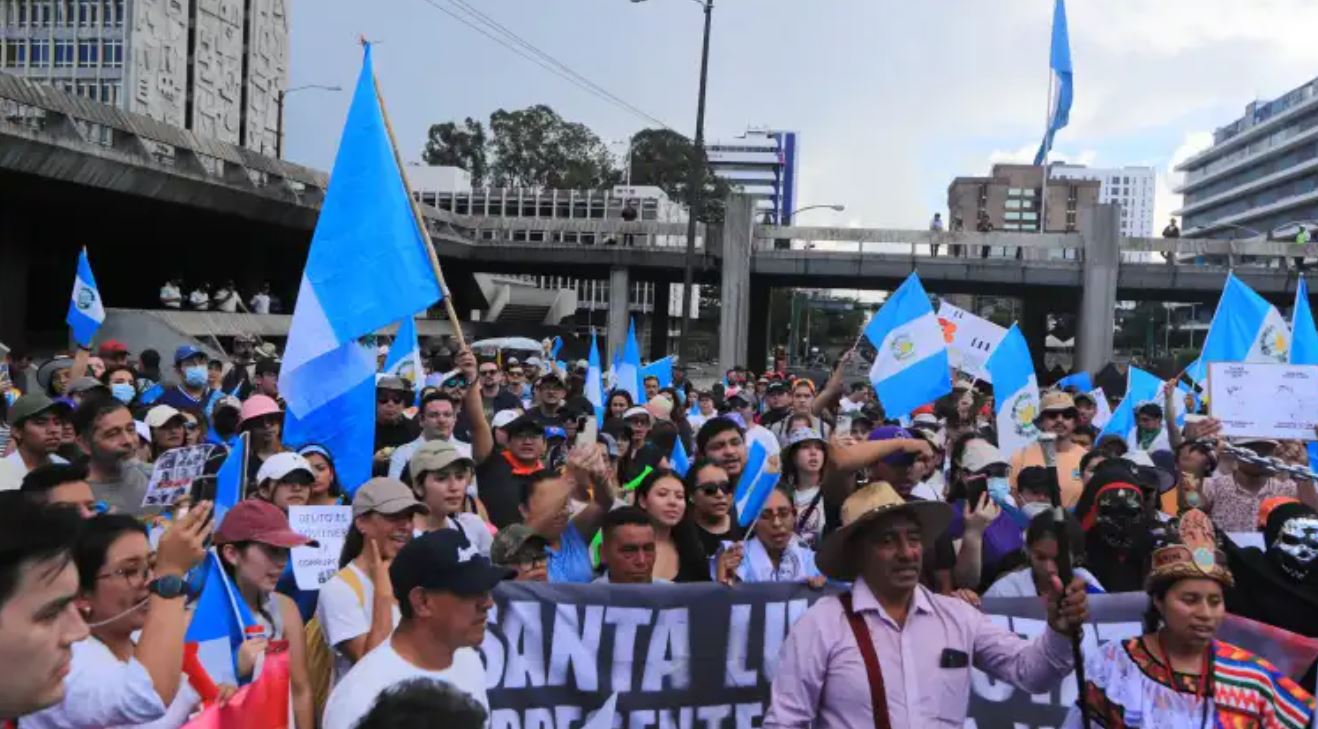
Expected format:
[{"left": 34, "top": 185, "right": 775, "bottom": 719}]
[{"left": 1022, "top": 502, "right": 1051, "bottom": 520}]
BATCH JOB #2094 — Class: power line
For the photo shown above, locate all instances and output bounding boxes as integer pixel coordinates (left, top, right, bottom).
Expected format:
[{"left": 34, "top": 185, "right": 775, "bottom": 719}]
[
  {"left": 443, "top": 0, "right": 675, "bottom": 131},
  {"left": 415, "top": 0, "right": 676, "bottom": 132}
]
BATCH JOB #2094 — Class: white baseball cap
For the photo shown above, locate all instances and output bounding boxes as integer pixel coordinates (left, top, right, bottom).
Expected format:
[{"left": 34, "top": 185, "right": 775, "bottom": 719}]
[
  {"left": 144, "top": 404, "right": 185, "bottom": 429},
  {"left": 491, "top": 409, "right": 522, "bottom": 429},
  {"left": 959, "top": 440, "right": 1007, "bottom": 473},
  {"left": 256, "top": 452, "right": 315, "bottom": 483}
]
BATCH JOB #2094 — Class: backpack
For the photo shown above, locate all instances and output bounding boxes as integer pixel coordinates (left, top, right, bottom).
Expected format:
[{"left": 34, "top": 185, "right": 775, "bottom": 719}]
[{"left": 304, "top": 565, "right": 366, "bottom": 718}]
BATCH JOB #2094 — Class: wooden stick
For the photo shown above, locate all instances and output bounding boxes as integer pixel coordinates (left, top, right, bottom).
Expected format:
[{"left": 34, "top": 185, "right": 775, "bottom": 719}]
[{"left": 367, "top": 43, "right": 466, "bottom": 349}]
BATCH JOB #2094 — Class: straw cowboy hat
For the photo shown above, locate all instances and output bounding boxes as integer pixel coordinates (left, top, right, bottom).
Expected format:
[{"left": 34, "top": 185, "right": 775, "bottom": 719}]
[{"left": 816, "top": 481, "right": 954, "bottom": 580}]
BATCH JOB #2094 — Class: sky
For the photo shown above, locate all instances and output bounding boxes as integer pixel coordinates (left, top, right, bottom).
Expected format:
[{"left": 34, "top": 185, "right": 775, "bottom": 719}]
[{"left": 285, "top": 0, "right": 1318, "bottom": 231}]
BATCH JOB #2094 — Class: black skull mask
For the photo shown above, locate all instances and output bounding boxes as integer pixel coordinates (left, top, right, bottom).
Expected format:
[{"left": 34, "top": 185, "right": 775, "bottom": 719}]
[{"left": 1096, "top": 487, "right": 1144, "bottom": 549}]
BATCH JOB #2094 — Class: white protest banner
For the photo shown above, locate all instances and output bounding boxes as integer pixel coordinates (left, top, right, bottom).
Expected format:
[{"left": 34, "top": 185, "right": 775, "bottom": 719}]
[
  {"left": 288, "top": 505, "right": 352, "bottom": 590},
  {"left": 1208, "top": 362, "right": 1318, "bottom": 440},
  {"left": 142, "top": 444, "right": 215, "bottom": 508},
  {"left": 936, "top": 301, "right": 1007, "bottom": 383}
]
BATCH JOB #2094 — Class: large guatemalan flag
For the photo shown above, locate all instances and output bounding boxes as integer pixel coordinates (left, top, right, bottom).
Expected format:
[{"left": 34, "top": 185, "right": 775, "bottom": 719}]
[
  {"left": 986, "top": 324, "right": 1040, "bottom": 456},
  {"left": 278, "top": 44, "right": 443, "bottom": 493}
]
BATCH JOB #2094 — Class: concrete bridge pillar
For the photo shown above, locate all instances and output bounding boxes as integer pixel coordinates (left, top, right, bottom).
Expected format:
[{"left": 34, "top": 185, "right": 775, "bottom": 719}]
[
  {"left": 719, "top": 195, "right": 757, "bottom": 374},
  {"left": 1077, "top": 204, "right": 1120, "bottom": 375},
  {"left": 649, "top": 282, "right": 670, "bottom": 362},
  {"left": 747, "top": 280, "right": 771, "bottom": 372},
  {"left": 1019, "top": 294, "right": 1051, "bottom": 377},
  {"left": 607, "top": 266, "right": 631, "bottom": 363}
]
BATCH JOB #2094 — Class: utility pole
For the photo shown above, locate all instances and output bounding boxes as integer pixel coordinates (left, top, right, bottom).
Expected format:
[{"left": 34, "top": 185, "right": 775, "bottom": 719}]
[{"left": 677, "top": 0, "right": 713, "bottom": 365}]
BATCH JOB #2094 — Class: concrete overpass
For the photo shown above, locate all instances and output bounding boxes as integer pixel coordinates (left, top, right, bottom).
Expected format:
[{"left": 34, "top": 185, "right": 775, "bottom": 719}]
[{"left": 3, "top": 70, "right": 1315, "bottom": 374}]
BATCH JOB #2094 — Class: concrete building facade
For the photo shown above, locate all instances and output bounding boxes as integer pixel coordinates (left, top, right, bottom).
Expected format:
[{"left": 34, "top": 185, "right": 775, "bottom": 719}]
[
  {"left": 947, "top": 163, "right": 1101, "bottom": 235},
  {"left": 1051, "top": 163, "right": 1155, "bottom": 237},
  {"left": 1175, "top": 75, "right": 1318, "bottom": 239},
  {"left": 0, "top": 0, "right": 288, "bottom": 153},
  {"left": 705, "top": 127, "right": 799, "bottom": 224}
]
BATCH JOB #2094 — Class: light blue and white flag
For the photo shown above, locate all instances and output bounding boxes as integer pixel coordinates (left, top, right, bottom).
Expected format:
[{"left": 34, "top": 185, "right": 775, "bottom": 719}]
[
  {"left": 1291, "top": 276, "right": 1318, "bottom": 366},
  {"left": 863, "top": 272, "right": 952, "bottom": 418},
  {"left": 1089, "top": 387, "right": 1112, "bottom": 429},
  {"left": 1186, "top": 273, "right": 1291, "bottom": 382},
  {"left": 66, "top": 247, "right": 104, "bottom": 348},
  {"left": 615, "top": 318, "right": 642, "bottom": 404},
  {"left": 640, "top": 355, "right": 674, "bottom": 390},
  {"left": 383, "top": 316, "right": 424, "bottom": 394},
  {"left": 671, "top": 437, "right": 691, "bottom": 478},
  {"left": 1099, "top": 365, "right": 1163, "bottom": 445},
  {"left": 1034, "top": 0, "right": 1073, "bottom": 165},
  {"left": 1055, "top": 371, "right": 1092, "bottom": 393},
  {"left": 733, "top": 440, "right": 779, "bottom": 529},
  {"left": 986, "top": 324, "right": 1040, "bottom": 456},
  {"left": 213, "top": 432, "right": 247, "bottom": 527},
  {"left": 185, "top": 550, "right": 257, "bottom": 687},
  {"left": 1289, "top": 277, "right": 1318, "bottom": 467},
  {"left": 586, "top": 331, "right": 605, "bottom": 426},
  {"left": 278, "top": 44, "right": 441, "bottom": 493}
]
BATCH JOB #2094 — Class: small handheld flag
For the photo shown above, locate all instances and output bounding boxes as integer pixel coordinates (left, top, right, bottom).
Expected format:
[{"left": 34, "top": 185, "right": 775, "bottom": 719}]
[
  {"left": 733, "top": 441, "right": 779, "bottom": 529},
  {"left": 66, "top": 248, "right": 104, "bottom": 348}
]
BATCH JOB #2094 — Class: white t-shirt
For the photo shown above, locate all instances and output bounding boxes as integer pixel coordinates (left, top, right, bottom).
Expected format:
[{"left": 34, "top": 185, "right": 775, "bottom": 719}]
[
  {"left": 0, "top": 450, "right": 69, "bottom": 489},
  {"left": 250, "top": 293, "right": 271, "bottom": 314},
  {"left": 322, "top": 639, "right": 488, "bottom": 729},
  {"left": 746, "top": 424, "right": 781, "bottom": 458},
  {"left": 317, "top": 563, "right": 402, "bottom": 685},
  {"left": 22, "top": 636, "right": 201, "bottom": 729},
  {"left": 984, "top": 566, "right": 1104, "bottom": 598},
  {"left": 387, "top": 435, "right": 474, "bottom": 486}
]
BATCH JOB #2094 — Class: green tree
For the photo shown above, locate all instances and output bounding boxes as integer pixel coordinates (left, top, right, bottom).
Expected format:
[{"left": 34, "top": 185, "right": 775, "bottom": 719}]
[
  {"left": 628, "top": 128, "right": 732, "bottom": 223},
  {"left": 487, "top": 105, "right": 619, "bottom": 189},
  {"left": 421, "top": 117, "right": 488, "bottom": 186}
]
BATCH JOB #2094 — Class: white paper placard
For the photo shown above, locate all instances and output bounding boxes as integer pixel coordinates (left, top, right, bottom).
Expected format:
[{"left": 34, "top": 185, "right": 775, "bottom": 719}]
[
  {"left": 1207, "top": 361, "right": 1318, "bottom": 440},
  {"left": 288, "top": 505, "right": 353, "bottom": 590},
  {"left": 936, "top": 301, "right": 1007, "bottom": 383}
]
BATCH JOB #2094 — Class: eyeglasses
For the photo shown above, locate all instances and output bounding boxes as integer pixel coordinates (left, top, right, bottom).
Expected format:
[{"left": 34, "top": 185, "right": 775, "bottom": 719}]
[
  {"left": 96, "top": 561, "right": 153, "bottom": 587},
  {"left": 697, "top": 480, "right": 733, "bottom": 496},
  {"left": 508, "top": 371, "right": 524, "bottom": 378},
  {"left": 377, "top": 394, "right": 407, "bottom": 405},
  {"left": 761, "top": 508, "right": 794, "bottom": 524}
]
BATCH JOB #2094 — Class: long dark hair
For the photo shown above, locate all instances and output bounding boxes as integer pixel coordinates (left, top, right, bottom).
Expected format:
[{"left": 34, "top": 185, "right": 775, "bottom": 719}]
[
  {"left": 298, "top": 444, "right": 344, "bottom": 499},
  {"left": 340, "top": 523, "right": 365, "bottom": 569},
  {"left": 218, "top": 541, "right": 279, "bottom": 629},
  {"left": 637, "top": 468, "right": 709, "bottom": 582}
]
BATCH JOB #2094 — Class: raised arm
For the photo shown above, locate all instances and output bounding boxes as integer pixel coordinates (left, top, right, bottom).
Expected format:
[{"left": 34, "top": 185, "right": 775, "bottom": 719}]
[{"left": 456, "top": 349, "right": 493, "bottom": 463}]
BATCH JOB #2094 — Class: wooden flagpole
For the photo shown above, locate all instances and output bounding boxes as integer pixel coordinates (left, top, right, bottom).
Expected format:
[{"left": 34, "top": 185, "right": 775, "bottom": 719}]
[{"left": 364, "top": 39, "right": 467, "bottom": 349}]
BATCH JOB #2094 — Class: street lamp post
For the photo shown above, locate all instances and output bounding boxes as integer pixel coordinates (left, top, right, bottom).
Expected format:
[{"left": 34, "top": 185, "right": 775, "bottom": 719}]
[
  {"left": 787, "top": 203, "right": 845, "bottom": 220},
  {"left": 276, "top": 84, "right": 342, "bottom": 159},
  {"left": 633, "top": 0, "right": 712, "bottom": 365}
]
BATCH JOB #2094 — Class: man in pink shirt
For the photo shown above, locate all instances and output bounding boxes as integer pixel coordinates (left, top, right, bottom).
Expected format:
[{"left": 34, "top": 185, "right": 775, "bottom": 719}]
[{"left": 764, "top": 481, "right": 1090, "bottom": 728}]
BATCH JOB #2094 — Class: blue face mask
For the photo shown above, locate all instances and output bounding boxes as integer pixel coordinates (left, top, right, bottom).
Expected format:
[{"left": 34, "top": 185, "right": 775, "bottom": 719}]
[
  {"left": 183, "top": 365, "right": 208, "bottom": 388},
  {"left": 986, "top": 476, "right": 1012, "bottom": 504},
  {"left": 110, "top": 382, "right": 136, "bottom": 404}
]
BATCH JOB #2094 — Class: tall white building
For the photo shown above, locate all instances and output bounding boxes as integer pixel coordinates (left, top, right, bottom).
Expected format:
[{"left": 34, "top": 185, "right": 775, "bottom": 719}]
[
  {"left": 705, "top": 127, "right": 799, "bottom": 224},
  {"left": 0, "top": 0, "right": 289, "bottom": 154},
  {"left": 1050, "top": 164, "right": 1156, "bottom": 237}
]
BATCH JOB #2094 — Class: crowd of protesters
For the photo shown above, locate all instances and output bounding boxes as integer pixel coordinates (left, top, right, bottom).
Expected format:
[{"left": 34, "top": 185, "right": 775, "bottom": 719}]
[{"left": 2, "top": 329, "right": 1317, "bottom": 728}]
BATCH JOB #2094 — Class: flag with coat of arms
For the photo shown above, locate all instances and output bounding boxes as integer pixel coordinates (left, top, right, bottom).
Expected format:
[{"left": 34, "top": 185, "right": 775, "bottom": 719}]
[
  {"left": 862, "top": 272, "right": 952, "bottom": 418},
  {"left": 66, "top": 247, "right": 105, "bottom": 348},
  {"left": 986, "top": 324, "right": 1040, "bottom": 456}
]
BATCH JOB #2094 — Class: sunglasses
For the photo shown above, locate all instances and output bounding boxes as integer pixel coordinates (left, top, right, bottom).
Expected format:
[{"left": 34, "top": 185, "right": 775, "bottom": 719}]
[
  {"left": 1041, "top": 409, "right": 1076, "bottom": 421},
  {"left": 377, "top": 394, "right": 408, "bottom": 405},
  {"left": 479, "top": 369, "right": 500, "bottom": 377},
  {"left": 696, "top": 480, "right": 733, "bottom": 496},
  {"left": 443, "top": 378, "right": 468, "bottom": 388}
]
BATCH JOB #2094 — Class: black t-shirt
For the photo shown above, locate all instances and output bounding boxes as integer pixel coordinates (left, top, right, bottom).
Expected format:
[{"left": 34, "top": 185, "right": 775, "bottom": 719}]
[
  {"left": 694, "top": 520, "right": 744, "bottom": 557},
  {"left": 476, "top": 447, "right": 541, "bottom": 529},
  {"left": 375, "top": 416, "right": 421, "bottom": 452}
]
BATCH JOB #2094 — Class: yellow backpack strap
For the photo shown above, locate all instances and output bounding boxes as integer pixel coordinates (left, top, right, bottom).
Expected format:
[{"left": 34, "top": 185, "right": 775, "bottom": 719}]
[{"left": 338, "top": 564, "right": 367, "bottom": 608}]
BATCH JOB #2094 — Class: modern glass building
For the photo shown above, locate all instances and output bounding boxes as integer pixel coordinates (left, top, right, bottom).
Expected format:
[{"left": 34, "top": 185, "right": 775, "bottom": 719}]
[
  {"left": 1175, "top": 76, "right": 1318, "bottom": 239},
  {"left": 0, "top": 0, "right": 288, "bottom": 154},
  {"left": 705, "top": 128, "right": 799, "bottom": 224}
]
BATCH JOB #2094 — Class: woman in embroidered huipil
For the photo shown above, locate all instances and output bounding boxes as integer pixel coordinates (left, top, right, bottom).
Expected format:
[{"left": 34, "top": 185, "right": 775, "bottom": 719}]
[{"left": 1067, "top": 509, "right": 1315, "bottom": 729}]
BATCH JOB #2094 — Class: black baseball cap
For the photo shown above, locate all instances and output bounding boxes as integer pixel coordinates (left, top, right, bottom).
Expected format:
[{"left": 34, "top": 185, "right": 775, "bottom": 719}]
[
  {"left": 504, "top": 413, "right": 545, "bottom": 438},
  {"left": 390, "top": 530, "right": 514, "bottom": 600}
]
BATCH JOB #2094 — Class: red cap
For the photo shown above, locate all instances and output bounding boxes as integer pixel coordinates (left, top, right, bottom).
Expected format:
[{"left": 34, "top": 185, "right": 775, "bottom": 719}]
[
  {"left": 97, "top": 339, "right": 128, "bottom": 355},
  {"left": 911, "top": 404, "right": 935, "bottom": 416},
  {"left": 214, "top": 500, "right": 317, "bottom": 548}
]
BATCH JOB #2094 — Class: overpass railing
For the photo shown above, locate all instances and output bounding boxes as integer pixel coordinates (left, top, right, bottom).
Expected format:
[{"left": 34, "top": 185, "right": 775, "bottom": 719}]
[
  {"left": 417, "top": 207, "right": 705, "bottom": 252},
  {"left": 753, "top": 224, "right": 1318, "bottom": 268},
  {"left": 0, "top": 71, "right": 327, "bottom": 205}
]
